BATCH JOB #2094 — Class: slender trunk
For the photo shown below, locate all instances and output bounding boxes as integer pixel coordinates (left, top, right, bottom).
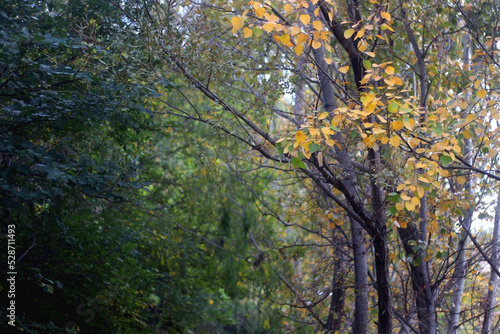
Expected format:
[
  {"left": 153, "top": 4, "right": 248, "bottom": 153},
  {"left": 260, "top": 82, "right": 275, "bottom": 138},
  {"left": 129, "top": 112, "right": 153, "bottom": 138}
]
[
  {"left": 447, "top": 33, "right": 473, "bottom": 334},
  {"left": 373, "top": 221, "right": 393, "bottom": 334},
  {"left": 369, "top": 149, "right": 393, "bottom": 334},
  {"left": 481, "top": 191, "right": 500, "bottom": 334},
  {"left": 293, "top": 56, "right": 306, "bottom": 126},
  {"left": 325, "top": 228, "right": 345, "bottom": 332},
  {"left": 306, "top": 3, "right": 370, "bottom": 331},
  {"left": 398, "top": 220, "right": 435, "bottom": 334},
  {"left": 350, "top": 217, "right": 369, "bottom": 334}
]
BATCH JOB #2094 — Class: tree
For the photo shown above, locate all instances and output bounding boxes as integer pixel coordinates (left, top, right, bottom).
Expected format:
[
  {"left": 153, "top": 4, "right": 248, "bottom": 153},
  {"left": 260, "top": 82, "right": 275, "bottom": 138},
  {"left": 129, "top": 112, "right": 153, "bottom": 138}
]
[{"left": 132, "top": 0, "right": 500, "bottom": 333}]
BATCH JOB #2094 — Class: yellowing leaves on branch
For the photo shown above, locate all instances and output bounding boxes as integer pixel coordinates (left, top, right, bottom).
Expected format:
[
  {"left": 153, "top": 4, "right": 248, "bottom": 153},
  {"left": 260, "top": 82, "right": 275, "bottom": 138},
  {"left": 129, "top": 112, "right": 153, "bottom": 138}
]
[{"left": 150, "top": 0, "right": 500, "bottom": 332}]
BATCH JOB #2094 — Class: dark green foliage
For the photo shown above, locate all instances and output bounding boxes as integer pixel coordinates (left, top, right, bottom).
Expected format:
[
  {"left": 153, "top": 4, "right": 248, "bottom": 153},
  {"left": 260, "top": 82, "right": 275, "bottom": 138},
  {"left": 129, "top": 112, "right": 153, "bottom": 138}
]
[{"left": 0, "top": 1, "right": 284, "bottom": 333}]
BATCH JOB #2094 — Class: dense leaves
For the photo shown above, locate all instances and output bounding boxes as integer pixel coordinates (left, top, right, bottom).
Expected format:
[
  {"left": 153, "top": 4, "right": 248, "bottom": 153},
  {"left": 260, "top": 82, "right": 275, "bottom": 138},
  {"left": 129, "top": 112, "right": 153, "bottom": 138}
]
[{"left": 2, "top": 0, "right": 500, "bottom": 334}]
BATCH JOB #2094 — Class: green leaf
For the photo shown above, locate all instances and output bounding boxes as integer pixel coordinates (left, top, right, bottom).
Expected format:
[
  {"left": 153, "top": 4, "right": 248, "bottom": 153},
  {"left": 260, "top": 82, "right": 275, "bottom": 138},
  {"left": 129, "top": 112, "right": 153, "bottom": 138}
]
[
  {"left": 433, "top": 122, "right": 443, "bottom": 135},
  {"left": 439, "top": 154, "right": 452, "bottom": 166},
  {"left": 291, "top": 157, "right": 306, "bottom": 169},
  {"left": 362, "top": 60, "right": 372, "bottom": 70},
  {"left": 388, "top": 193, "right": 401, "bottom": 203},
  {"left": 388, "top": 101, "right": 399, "bottom": 113},
  {"left": 308, "top": 143, "right": 321, "bottom": 153}
]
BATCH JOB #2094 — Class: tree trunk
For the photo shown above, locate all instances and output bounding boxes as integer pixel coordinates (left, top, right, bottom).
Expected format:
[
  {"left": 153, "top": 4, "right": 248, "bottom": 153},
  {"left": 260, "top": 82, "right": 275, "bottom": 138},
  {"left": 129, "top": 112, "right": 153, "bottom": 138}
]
[
  {"left": 398, "top": 217, "right": 436, "bottom": 334},
  {"left": 481, "top": 190, "right": 500, "bottom": 334},
  {"left": 350, "top": 217, "right": 369, "bottom": 334},
  {"left": 447, "top": 33, "right": 473, "bottom": 334},
  {"left": 325, "top": 228, "right": 345, "bottom": 332}
]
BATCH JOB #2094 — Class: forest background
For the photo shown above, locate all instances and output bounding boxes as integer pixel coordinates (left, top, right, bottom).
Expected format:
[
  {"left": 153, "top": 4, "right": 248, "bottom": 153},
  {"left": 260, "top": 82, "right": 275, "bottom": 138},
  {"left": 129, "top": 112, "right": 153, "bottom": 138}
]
[{"left": 1, "top": 0, "right": 500, "bottom": 333}]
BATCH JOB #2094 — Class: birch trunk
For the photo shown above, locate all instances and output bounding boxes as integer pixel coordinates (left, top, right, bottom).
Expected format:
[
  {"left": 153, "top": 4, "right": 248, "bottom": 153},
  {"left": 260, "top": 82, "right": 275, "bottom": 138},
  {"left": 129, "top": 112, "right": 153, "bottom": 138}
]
[{"left": 481, "top": 190, "right": 500, "bottom": 334}]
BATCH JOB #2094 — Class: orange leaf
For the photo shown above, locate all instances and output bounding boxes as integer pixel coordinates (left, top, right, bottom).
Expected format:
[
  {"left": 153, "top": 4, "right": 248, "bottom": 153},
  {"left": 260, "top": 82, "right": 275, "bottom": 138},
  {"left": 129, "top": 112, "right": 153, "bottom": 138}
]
[{"left": 296, "top": 33, "right": 309, "bottom": 44}]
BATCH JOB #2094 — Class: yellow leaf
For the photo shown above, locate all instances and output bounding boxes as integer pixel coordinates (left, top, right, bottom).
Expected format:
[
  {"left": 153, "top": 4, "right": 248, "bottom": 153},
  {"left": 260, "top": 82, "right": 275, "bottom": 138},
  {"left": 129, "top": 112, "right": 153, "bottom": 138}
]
[
  {"left": 416, "top": 186, "right": 425, "bottom": 198},
  {"left": 397, "top": 184, "right": 405, "bottom": 191},
  {"left": 303, "top": 146, "right": 312, "bottom": 159},
  {"left": 318, "top": 112, "right": 329, "bottom": 120},
  {"left": 355, "top": 28, "right": 365, "bottom": 40},
  {"left": 322, "top": 127, "right": 335, "bottom": 135},
  {"left": 300, "top": 14, "right": 310, "bottom": 25},
  {"left": 396, "top": 202, "right": 404, "bottom": 211},
  {"left": 243, "top": 27, "right": 253, "bottom": 38},
  {"left": 344, "top": 28, "right": 355, "bottom": 39},
  {"left": 326, "top": 139, "right": 336, "bottom": 146},
  {"left": 295, "top": 44, "right": 303, "bottom": 56},
  {"left": 463, "top": 129, "right": 472, "bottom": 139},
  {"left": 381, "top": 11, "right": 392, "bottom": 21},
  {"left": 384, "top": 78, "right": 395, "bottom": 86},
  {"left": 477, "top": 89, "right": 487, "bottom": 98},
  {"left": 290, "top": 26, "right": 301, "bottom": 36},
  {"left": 295, "top": 130, "right": 307, "bottom": 143},
  {"left": 231, "top": 17, "right": 244, "bottom": 33},
  {"left": 389, "top": 135, "right": 400, "bottom": 148},
  {"left": 403, "top": 118, "right": 415, "bottom": 130},
  {"left": 312, "top": 39, "right": 322, "bottom": 49},
  {"left": 393, "top": 76, "right": 403, "bottom": 85},
  {"left": 365, "top": 51, "right": 375, "bottom": 57},
  {"left": 385, "top": 66, "right": 395, "bottom": 75},
  {"left": 405, "top": 201, "right": 415, "bottom": 211},
  {"left": 255, "top": 7, "right": 265, "bottom": 18},
  {"left": 358, "top": 39, "right": 368, "bottom": 52},
  {"left": 390, "top": 121, "right": 404, "bottom": 131},
  {"left": 280, "top": 33, "right": 290, "bottom": 45},
  {"left": 401, "top": 193, "right": 411, "bottom": 201},
  {"left": 409, "top": 137, "right": 420, "bottom": 148},
  {"left": 296, "top": 33, "right": 308, "bottom": 44},
  {"left": 380, "top": 136, "right": 389, "bottom": 144},
  {"left": 457, "top": 176, "right": 467, "bottom": 185},
  {"left": 418, "top": 176, "right": 429, "bottom": 183},
  {"left": 313, "top": 20, "right": 323, "bottom": 31},
  {"left": 411, "top": 197, "right": 420, "bottom": 206},
  {"left": 339, "top": 66, "right": 349, "bottom": 73},
  {"left": 309, "top": 127, "right": 319, "bottom": 136},
  {"left": 284, "top": 3, "right": 292, "bottom": 15},
  {"left": 381, "top": 23, "right": 394, "bottom": 32},
  {"left": 262, "top": 23, "right": 274, "bottom": 32}
]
